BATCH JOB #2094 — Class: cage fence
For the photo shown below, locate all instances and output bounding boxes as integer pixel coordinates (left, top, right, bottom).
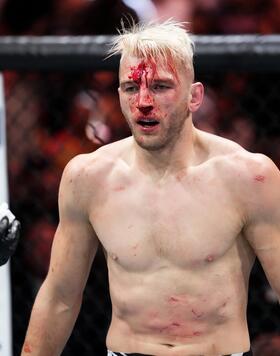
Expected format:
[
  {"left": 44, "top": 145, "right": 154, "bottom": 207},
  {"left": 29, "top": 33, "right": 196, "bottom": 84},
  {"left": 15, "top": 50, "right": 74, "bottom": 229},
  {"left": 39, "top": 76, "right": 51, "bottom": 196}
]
[{"left": 0, "top": 35, "right": 280, "bottom": 355}]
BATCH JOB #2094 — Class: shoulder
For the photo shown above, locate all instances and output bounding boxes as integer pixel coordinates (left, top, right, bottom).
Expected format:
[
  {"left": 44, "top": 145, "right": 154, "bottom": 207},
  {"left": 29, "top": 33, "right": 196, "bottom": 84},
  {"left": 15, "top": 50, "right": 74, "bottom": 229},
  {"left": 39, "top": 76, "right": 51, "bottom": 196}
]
[
  {"left": 58, "top": 137, "right": 133, "bottom": 214},
  {"left": 202, "top": 130, "right": 278, "bottom": 181},
  {"left": 201, "top": 130, "right": 280, "bottom": 197},
  {"left": 212, "top": 135, "right": 280, "bottom": 214},
  {"left": 62, "top": 137, "right": 133, "bottom": 186}
]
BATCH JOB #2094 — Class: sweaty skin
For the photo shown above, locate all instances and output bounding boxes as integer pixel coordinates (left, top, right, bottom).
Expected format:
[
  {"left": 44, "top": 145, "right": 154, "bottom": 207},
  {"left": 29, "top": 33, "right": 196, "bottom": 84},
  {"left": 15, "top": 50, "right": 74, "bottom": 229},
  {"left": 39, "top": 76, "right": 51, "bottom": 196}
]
[{"left": 21, "top": 56, "right": 280, "bottom": 356}]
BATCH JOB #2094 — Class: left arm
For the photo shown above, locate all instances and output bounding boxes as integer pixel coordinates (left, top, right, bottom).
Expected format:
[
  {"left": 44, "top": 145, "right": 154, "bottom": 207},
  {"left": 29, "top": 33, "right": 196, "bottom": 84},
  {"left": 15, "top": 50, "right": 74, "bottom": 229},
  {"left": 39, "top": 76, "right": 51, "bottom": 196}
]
[{"left": 243, "top": 155, "right": 280, "bottom": 300}]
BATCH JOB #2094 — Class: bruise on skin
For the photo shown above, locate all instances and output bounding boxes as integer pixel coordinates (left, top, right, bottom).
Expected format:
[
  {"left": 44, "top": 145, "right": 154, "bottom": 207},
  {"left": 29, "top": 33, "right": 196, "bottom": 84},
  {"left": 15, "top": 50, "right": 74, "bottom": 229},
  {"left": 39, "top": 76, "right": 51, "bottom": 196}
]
[{"left": 254, "top": 175, "right": 265, "bottom": 183}]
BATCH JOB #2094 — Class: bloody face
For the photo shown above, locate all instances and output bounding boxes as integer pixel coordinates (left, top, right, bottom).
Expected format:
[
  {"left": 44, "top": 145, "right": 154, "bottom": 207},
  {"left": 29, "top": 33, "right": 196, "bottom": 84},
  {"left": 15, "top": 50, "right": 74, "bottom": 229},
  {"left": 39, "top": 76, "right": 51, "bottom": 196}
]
[{"left": 118, "top": 55, "right": 193, "bottom": 151}]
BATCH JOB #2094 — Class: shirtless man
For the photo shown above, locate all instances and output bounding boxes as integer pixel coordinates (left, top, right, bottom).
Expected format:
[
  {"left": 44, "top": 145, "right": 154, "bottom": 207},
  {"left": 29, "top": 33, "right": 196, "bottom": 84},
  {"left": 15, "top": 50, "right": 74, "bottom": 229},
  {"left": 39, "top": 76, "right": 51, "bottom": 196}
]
[{"left": 21, "top": 21, "right": 280, "bottom": 356}]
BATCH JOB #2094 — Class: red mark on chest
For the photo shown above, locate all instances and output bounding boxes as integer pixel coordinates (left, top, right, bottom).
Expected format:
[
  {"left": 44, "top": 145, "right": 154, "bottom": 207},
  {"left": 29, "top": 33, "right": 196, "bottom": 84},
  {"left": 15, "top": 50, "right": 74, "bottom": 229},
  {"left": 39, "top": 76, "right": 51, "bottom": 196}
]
[
  {"left": 113, "top": 185, "right": 125, "bottom": 192},
  {"left": 191, "top": 308, "right": 204, "bottom": 319},
  {"left": 159, "top": 322, "right": 202, "bottom": 338},
  {"left": 176, "top": 170, "right": 186, "bottom": 182},
  {"left": 149, "top": 310, "right": 159, "bottom": 319},
  {"left": 169, "top": 296, "right": 179, "bottom": 303},
  {"left": 254, "top": 175, "right": 265, "bottom": 183},
  {"left": 167, "top": 295, "right": 188, "bottom": 305},
  {"left": 23, "top": 342, "right": 32, "bottom": 353}
]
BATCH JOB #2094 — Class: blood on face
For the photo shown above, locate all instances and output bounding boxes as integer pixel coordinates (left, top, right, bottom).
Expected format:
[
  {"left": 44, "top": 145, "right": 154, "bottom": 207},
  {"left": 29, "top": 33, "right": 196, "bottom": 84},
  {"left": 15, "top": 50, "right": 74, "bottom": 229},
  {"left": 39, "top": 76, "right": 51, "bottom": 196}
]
[{"left": 128, "top": 60, "right": 157, "bottom": 86}]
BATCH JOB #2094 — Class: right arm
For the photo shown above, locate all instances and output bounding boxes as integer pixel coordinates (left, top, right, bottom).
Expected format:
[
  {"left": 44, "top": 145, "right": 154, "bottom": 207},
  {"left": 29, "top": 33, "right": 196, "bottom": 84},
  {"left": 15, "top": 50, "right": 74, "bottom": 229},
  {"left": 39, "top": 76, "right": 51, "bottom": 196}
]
[{"left": 21, "top": 156, "right": 99, "bottom": 355}]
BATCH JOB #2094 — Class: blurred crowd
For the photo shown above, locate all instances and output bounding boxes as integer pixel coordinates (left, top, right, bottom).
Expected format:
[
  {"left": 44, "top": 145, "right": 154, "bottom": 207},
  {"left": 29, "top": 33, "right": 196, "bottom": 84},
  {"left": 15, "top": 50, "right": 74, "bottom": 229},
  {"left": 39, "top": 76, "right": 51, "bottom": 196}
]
[
  {"left": 1, "top": 0, "right": 280, "bottom": 354},
  {"left": 0, "top": 0, "right": 280, "bottom": 35}
]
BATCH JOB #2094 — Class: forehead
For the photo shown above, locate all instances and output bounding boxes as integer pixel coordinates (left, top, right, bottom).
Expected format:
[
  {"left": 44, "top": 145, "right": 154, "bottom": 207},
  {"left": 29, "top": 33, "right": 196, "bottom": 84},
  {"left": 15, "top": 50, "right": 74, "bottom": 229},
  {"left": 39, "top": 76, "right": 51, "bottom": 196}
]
[{"left": 119, "top": 55, "right": 179, "bottom": 81}]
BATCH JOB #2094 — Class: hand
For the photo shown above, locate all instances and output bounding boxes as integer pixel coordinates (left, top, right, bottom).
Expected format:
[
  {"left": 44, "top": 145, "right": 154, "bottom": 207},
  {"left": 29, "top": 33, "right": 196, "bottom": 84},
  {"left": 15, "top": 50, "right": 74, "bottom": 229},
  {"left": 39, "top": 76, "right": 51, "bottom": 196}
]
[{"left": 0, "top": 217, "right": 21, "bottom": 266}]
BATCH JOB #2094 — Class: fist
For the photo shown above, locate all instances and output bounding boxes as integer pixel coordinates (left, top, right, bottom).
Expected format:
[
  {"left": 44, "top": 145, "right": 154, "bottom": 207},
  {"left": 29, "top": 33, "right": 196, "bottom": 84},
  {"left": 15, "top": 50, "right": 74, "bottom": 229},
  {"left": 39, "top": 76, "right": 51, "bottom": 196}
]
[{"left": 0, "top": 217, "right": 21, "bottom": 266}]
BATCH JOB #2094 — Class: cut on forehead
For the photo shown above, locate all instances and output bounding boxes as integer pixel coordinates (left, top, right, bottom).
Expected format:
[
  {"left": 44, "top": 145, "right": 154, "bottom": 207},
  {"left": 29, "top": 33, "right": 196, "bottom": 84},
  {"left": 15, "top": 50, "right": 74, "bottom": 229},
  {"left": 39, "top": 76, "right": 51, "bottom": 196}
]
[
  {"left": 108, "top": 19, "right": 195, "bottom": 74},
  {"left": 119, "top": 54, "right": 182, "bottom": 83}
]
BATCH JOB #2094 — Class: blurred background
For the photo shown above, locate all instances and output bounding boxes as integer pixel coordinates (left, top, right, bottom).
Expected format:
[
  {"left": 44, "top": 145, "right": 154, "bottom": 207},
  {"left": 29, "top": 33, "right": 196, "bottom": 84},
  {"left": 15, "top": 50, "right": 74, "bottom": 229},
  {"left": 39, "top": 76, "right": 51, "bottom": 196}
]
[{"left": 0, "top": 0, "right": 280, "bottom": 355}]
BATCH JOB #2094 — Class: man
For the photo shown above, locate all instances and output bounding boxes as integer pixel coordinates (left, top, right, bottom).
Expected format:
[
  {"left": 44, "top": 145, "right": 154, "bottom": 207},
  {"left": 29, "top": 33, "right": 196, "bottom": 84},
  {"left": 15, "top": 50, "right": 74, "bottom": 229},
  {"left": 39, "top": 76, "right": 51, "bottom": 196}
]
[
  {"left": 0, "top": 204, "right": 20, "bottom": 266},
  {"left": 21, "top": 21, "right": 280, "bottom": 355}
]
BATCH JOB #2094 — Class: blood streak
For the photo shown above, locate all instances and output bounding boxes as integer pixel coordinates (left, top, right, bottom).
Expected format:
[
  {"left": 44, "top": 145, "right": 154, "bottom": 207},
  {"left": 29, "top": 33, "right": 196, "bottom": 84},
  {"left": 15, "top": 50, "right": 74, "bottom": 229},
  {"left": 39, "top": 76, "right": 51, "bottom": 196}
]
[
  {"left": 128, "top": 62, "right": 147, "bottom": 85},
  {"left": 128, "top": 60, "right": 157, "bottom": 86}
]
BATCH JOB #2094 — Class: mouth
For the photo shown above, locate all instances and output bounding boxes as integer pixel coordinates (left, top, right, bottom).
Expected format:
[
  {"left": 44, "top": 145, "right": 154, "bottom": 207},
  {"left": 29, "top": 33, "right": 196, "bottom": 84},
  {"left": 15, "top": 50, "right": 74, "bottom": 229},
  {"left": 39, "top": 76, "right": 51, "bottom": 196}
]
[{"left": 136, "top": 118, "right": 160, "bottom": 128}]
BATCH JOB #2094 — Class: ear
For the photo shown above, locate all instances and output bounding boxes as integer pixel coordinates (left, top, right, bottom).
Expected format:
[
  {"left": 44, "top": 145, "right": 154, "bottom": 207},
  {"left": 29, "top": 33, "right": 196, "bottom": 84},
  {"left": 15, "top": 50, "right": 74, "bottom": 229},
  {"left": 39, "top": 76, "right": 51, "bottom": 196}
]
[{"left": 189, "top": 82, "right": 204, "bottom": 113}]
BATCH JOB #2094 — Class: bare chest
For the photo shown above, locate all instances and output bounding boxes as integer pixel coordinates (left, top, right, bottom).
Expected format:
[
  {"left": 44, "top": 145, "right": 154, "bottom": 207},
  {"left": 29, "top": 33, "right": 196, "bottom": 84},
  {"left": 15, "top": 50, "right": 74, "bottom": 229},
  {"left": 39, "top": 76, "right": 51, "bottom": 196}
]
[{"left": 90, "top": 176, "right": 243, "bottom": 270}]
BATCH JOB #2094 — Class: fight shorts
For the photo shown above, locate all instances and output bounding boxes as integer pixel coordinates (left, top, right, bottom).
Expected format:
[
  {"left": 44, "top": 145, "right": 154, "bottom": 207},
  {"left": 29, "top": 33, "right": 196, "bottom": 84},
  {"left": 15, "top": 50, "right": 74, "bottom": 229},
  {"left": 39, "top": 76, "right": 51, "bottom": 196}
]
[{"left": 107, "top": 349, "right": 253, "bottom": 356}]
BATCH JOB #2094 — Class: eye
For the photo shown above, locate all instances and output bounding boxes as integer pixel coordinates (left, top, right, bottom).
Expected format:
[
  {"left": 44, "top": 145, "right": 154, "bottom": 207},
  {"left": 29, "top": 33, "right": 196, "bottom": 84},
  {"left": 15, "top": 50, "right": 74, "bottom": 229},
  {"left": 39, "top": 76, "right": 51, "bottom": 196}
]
[
  {"left": 123, "top": 85, "right": 138, "bottom": 93},
  {"left": 152, "top": 83, "right": 170, "bottom": 91}
]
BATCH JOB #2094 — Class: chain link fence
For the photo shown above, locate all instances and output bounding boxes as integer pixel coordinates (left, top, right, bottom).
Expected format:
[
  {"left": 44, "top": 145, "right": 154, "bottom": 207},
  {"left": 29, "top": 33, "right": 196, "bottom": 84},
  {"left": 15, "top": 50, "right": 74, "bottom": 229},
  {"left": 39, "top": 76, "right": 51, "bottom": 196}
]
[{"left": 2, "top": 36, "right": 280, "bottom": 355}]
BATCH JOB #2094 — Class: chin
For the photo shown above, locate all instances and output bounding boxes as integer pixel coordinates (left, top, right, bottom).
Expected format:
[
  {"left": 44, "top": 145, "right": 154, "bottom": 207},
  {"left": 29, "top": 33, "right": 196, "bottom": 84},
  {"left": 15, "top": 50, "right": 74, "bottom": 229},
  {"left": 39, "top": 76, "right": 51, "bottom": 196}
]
[{"left": 134, "top": 136, "right": 167, "bottom": 151}]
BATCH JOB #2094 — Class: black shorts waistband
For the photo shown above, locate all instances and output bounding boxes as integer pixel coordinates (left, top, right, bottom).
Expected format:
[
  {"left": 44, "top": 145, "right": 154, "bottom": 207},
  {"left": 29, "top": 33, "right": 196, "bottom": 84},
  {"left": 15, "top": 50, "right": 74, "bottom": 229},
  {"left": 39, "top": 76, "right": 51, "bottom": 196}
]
[{"left": 109, "top": 348, "right": 253, "bottom": 356}]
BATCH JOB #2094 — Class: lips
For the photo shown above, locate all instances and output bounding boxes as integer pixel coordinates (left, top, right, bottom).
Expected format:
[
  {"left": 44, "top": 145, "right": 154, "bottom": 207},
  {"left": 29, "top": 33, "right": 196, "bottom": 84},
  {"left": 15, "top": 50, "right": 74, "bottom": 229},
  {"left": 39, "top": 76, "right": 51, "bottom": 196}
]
[{"left": 136, "top": 117, "right": 160, "bottom": 127}]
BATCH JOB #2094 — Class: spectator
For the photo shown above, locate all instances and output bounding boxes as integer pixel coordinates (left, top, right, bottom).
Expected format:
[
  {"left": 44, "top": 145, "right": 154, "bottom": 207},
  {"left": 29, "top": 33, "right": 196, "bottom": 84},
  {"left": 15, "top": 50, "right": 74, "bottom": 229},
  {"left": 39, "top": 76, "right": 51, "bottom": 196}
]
[{"left": 252, "top": 333, "right": 280, "bottom": 356}]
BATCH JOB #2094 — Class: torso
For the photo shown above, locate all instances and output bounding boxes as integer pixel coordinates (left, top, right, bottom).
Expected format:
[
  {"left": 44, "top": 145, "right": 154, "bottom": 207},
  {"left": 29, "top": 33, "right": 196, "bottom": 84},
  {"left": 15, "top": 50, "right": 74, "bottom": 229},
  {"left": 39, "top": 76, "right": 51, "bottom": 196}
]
[{"left": 83, "top": 133, "right": 256, "bottom": 355}]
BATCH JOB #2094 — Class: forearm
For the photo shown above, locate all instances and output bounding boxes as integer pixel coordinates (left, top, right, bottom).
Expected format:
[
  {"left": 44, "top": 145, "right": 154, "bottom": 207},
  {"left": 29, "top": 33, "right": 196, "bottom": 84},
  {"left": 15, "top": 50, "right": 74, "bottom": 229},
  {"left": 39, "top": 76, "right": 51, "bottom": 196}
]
[{"left": 21, "top": 283, "right": 82, "bottom": 356}]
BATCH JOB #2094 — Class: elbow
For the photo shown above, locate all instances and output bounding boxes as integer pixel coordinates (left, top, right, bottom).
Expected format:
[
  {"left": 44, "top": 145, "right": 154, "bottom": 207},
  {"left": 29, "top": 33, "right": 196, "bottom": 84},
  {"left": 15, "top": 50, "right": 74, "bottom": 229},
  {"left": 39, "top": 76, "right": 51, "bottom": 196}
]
[{"left": 55, "top": 292, "right": 83, "bottom": 315}]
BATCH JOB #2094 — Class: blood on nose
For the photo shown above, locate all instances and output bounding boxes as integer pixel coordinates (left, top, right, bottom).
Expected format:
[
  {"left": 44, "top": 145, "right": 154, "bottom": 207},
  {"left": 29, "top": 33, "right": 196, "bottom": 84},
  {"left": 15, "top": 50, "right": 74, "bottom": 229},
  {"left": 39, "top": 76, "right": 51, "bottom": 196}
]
[
  {"left": 137, "top": 92, "right": 153, "bottom": 115},
  {"left": 138, "top": 106, "right": 153, "bottom": 115}
]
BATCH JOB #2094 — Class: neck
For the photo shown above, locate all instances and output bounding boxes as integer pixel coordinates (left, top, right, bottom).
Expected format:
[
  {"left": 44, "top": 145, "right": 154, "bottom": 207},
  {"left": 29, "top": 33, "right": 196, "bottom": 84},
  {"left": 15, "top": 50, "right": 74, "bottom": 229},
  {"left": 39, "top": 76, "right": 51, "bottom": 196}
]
[{"left": 133, "top": 120, "right": 199, "bottom": 181}]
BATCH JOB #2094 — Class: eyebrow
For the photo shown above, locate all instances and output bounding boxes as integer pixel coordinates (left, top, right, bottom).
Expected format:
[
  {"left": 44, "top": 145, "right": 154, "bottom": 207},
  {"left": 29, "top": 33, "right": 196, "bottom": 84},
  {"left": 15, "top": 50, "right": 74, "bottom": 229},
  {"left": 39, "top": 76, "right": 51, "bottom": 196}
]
[
  {"left": 120, "top": 80, "right": 135, "bottom": 87},
  {"left": 120, "top": 78, "right": 175, "bottom": 87},
  {"left": 152, "top": 78, "right": 175, "bottom": 85}
]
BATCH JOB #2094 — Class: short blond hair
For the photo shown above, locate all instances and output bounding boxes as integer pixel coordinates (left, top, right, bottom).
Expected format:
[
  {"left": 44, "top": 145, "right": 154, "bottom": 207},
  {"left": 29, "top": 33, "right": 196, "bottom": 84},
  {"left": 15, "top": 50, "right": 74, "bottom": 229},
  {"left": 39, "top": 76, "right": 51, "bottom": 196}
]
[{"left": 108, "top": 19, "right": 195, "bottom": 76}]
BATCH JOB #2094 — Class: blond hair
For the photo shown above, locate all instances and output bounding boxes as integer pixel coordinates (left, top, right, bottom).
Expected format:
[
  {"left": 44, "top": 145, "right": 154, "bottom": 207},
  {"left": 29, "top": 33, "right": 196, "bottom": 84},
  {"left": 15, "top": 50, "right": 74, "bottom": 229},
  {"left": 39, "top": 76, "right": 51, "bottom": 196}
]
[{"left": 108, "top": 19, "right": 195, "bottom": 76}]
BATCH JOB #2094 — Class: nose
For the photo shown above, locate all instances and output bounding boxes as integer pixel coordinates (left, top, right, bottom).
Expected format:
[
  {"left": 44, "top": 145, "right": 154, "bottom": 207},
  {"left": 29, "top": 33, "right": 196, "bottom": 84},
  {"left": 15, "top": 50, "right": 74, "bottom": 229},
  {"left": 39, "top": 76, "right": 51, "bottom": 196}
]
[{"left": 136, "top": 88, "right": 153, "bottom": 115}]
